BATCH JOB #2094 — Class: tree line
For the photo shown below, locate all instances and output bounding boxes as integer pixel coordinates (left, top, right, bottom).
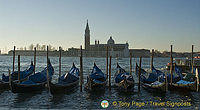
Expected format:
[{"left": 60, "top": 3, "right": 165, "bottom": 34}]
[{"left": 18, "top": 44, "right": 63, "bottom": 51}]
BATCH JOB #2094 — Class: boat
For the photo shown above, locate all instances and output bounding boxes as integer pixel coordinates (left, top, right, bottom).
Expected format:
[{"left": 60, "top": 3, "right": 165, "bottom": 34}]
[
  {"left": 170, "top": 79, "right": 197, "bottom": 91},
  {"left": 49, "top": 63, "right": 79, "bottom": 95},
  {"left": 114, "top": 63, "right": 134, "bottom": 92},
  {"left": 135, "top": 64, "right": 166, "bottom": 92},
  {"left": 0, "top": 61, "right": 34, "bottom": 90},
  {"left": 10, "top": 59, "right": 54, "bottom": 93},
  {"left": 166, "top": 58, "right": 200, "bottom": 73},
  {"left": 170, "top": 67, "right": 199, "bottom": 92},
  {"left": 194, "top": 56, "right": 200, "bottom": 59},
  {"left": 85, "top": 63, "right": 107, "bottom": 91}
]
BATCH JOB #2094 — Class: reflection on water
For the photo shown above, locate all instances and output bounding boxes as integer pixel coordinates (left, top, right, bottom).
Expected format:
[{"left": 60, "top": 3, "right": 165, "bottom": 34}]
[{"left": 0, "top": 56, "right": 199, "bottom": 109}]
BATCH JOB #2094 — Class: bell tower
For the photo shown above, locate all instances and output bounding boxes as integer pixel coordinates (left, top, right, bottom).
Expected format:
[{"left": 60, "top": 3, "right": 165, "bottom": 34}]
[{"left": 85, "top": 20, "right": 90, "bottom": 50}]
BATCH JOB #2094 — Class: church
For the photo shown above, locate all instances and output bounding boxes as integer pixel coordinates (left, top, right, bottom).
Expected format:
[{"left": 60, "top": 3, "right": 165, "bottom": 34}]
[
  {"left": 83, "top": 20, "right": 130, "bottom": 58},
  {"left": 7, "top": 20, "right": 150, "bottom": 57}
]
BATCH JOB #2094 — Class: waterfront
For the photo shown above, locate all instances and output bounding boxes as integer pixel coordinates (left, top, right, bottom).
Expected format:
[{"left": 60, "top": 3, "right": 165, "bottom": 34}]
[{"left": 0, "top": 56, "right": 199, "bottom": 109}]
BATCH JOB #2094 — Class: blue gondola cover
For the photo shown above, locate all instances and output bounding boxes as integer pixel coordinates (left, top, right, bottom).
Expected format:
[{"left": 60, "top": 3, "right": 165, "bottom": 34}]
[
  {"left": 59, "top": 63, "right": 79, "bottom": 84},
  {"left": 20, "top": 59, "right": 54, "bottom": 85},
  {"left": 115, "top": 64, "right": 134, "bottom": 83},
  {"left": 2, "top": 61, "right": 34, "bottom": 82}
]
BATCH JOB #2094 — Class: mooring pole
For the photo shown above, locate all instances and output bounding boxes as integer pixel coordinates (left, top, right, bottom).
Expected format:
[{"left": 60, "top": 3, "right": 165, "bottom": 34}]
[
  {"left": 8, "top": 69, "right": 11, "bottom": 86},
  {"left": 46, "top": 46, "right": 50, "bottom": 89},
  {"left": 106, "top": 46, "right": 108, "bottom": 80},
  {"left": 191, "top": 45, "right": 194, "bottom": 74},
  {"left": 34, "top": 47, "right": 36, "bottom": 74},
  {"left": 132, "top": 54, "right": 134, "bottom": 74},
  {"left": 13, "top": 46, "right": 16, "bottom": 73},
  {"left": 165, "top": 71, "right": 168, "bottom": 92},
  {"left": 59, "top": 47, "right": 61, "bottom": 78},
  {"left": 135, "top": 62, "right": 137, "bottom": 76},
  {"left": 170, "top": 45, "right": 173, "bottom": 85},
  {"left": 18, "top": 55, "right": 20, "bottom": 82},
  {"left": 151, "top": 49, "right": 154, "bottom": 72},
  {"left": 109, "top": 56, "right": 112, "bottom": 90},
  {"left": 138, "top": 57, "right": 142, "bottom": 92},
  {"left": 80, "top": 45, "right": 83, "bottom": 92},
  {"left": 196, "top": 68, "right": 199, "bottom": 92},
  {"left": 130, "top": 52, "right": 132, "bottom": 75}
]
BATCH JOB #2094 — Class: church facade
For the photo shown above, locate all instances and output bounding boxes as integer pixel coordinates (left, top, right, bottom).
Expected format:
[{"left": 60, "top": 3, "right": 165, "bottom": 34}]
[{"left": 83, "top": 20, "right": 130, "bottom": 58}]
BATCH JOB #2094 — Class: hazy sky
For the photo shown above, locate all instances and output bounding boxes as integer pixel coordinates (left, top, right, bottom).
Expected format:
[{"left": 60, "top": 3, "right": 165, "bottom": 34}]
[{"left": 0, "top": 0, "right": 199, "bottom": 53}]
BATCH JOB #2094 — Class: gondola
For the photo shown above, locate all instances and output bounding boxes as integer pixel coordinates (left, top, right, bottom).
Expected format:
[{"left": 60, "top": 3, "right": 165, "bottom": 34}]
[
  {"left": 170, "top": 79, "right": 197, "bottom": 91},
  {"left": 0, "top": 61, "right": 34, "bottom": 90},
  {"left": 85, "top": 63, "right": 107, "bottom": 91},
  {"left": 10, "top": 59, "right": 54, "bottom": 93},
  {"left": 49, "top": 63, "right": 79, "bottom": 95},
  {"left": 135, "top": 64, "right": 166, "bottom": 92},
  {"left": 170, "top": 66, "right": 199, "bottom": 92},
  {"left": 114, "top": 63, "right": 134, "bottom": 92}
]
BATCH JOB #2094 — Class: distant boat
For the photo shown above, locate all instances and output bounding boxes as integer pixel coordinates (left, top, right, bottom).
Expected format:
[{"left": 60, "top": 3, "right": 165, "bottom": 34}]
[
  {"left": 10, "top": 59, "right": 54, "bottom": 93},
  {"left": 49, "top": 63, "right": 79, "bottom": 95},
  {"left": 194, "top": 56, "right": 200, "bottom": 59},
  {"left": 114, "top": 63, "right": 134, "bottom": 92},
  {"left": 0, "top": 61, "right": 34, "bottom": 90},
  {"left": 166, "top": 58, "right": 200, "bottom": 73},
  {"left": 85, "top": 63, "right": 107, "bottom": 91}
]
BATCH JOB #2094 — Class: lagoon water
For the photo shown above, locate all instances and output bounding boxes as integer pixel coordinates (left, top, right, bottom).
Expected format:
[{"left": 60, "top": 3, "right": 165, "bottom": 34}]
[{"left": 0, "top": 56, "right": 199, "bottom": 109}]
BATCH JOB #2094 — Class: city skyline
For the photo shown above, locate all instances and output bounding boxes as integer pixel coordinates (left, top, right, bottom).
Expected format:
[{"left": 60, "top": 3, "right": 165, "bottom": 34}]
[{"left": 0, "top": 0, "right": 200, "bottom": 53}]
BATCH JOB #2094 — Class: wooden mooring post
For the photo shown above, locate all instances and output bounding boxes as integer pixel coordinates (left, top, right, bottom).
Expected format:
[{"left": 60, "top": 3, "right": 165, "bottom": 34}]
[
  {"left": 130, "top": 52, "right": 132, "bottom": 75},
  {"left": 135, "top": 62, "right": 137, "bottom": 76},
  {"left": 138, "top": 57, "right": 142, "bottom": 92},
  {"left": 13, "top": 46, "right": 16, "bottom": 73},
  {"left": 59, "top": 47, "right": 62, "bottom": 78},
  {"left": 191, "top": 45, "right": 194, "bottom": 74},
  {"left": 109, "top": 56, "right": 112, "bottom": 90},
  {"left": 151, "top": 49, "right": 154, "bottom": 71},
  {"left": 8, "top": 69, "right": 11, "bottom": 86},
  {"left": 34, "top": 47, "right": 36, "bottom": 74},
  {"left": 196, "top": 68, "right": 199, "bottom": 92},
  {"left": 170, "top": 45, "right": 173, "bottom": 85},
  {"left": 106, "top": 46, "right": 108, "bottom": 80},
  {"left": 46, "top": 46, "right": 50, "bottom": 89},
  {"left": 80, "top": 46, "right": 83, "bottom": 92},
  {"left": 165, "top": 71, "right": 168, "bottom": 92},
  {"left": 18, "top": 55, "right": 20, "bottom": 82}
]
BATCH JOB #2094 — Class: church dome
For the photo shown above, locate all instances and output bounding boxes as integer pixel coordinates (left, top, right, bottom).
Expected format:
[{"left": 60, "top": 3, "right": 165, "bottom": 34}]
[{"left": 107, "top": 36, "right": 115, "bottom": 44}]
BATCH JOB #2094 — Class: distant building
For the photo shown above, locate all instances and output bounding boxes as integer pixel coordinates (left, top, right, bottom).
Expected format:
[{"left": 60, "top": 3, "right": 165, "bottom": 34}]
[
  {"left": 8, "top": 50, "right": 60, "bottom": 56},
  {"left": 129, "top": 49, "right": 150, "bottom": 58},
  {"left": 83, "top": 20, "right": 129, "bottom": 57},
  {"left": 7, "top": 20, "right": 151, "bottom": 58}
]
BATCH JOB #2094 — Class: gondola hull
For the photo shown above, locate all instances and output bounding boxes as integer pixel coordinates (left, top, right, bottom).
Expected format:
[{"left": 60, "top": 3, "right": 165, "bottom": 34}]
[
  {"left": 49, "top": 80, "right": 79, "bottom": 95},
  {"left": 115, "top": 80, "right": 134, "bottom": 92},
  {"left": 142, "top": 82, "right": 166, "bottom": 93},
  {"left": 169, "top": 81, "right": 197, "bottom": 92},
  {"left": 10, "top": 81, "right": 46, "bottom": 93},
  {"left": 85, "top": 79, "right": 107, "bottom": 91},
  {"left": 85, "top": 63, "right": 107, "bottom": 92},
  {"left": 1, "top": 62, "right": 34, "bottom": 90},
  {"left": 0, "top": 81, "right": 9, "bottom": 90}
]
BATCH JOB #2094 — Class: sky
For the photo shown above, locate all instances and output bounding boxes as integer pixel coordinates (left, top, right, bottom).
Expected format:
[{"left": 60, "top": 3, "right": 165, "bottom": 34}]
[{"left": 0, "top": 0, "right": 200, "bottom": 53}]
